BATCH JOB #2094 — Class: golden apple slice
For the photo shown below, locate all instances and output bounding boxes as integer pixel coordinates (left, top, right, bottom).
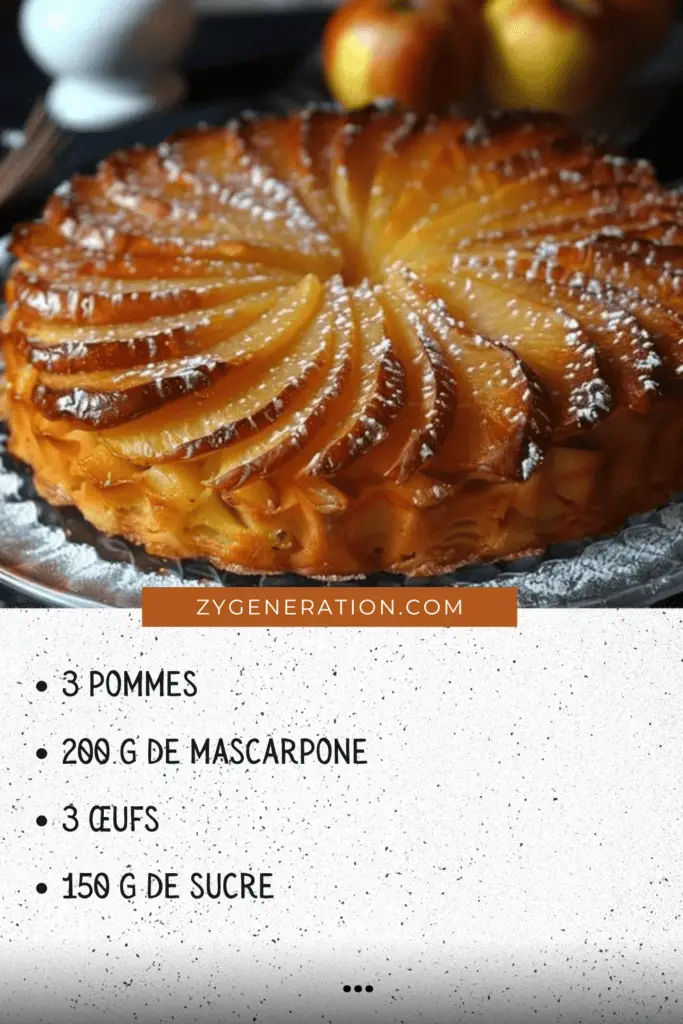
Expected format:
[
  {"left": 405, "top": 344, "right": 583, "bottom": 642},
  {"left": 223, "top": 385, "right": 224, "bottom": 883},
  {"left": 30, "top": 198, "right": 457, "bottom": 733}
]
[
  {"left": 373, "top": 122, "right": 472, "bottom": 263},
  {"left": 239, "top": 114, "right": 300, "bottom": 165},
  {"left": 245, "top": 109, "right": 400, "bottom": 259},
  {"left": 607, "top": 287, "right": 683, "bottom": 379},
  {"left": 542, "top": 266, "right": 683, "bottom": 383},
  {"left": 101, "top": 279, "right": 327, "bottom": 463},
  {"left": 304, "top": 282, "right": 405, "bottom": 477},
  {"left": 377, "top": 284, "right": 456, "bottom": 482},
  {"left": 213, "top": 280, "right": 355, "bottom": 490},
  {"left": 36, "top": 353, "right": 228, "bottom": 394},
  {"left": 240, "top": 115, "right": 311, "bottom": 201},
  {"left": 328, "top": 109, "right": 406, "bottom": 255},
  {"left": 507, "top": 237, "right": 683, "bottom": 313},
  {"left": 33, "top": 357, "right": 226, "bottom": 429},
  {"left": 384, "top": 263, "right": 551, "bottom": 481},
  {"left": 102, "top": 124, "right": 248, "bottom": 187},
  {"left": 589, "top": 239, "right": 683, "bottom": 305},
  {"left": 11, "top": 220, "right": 304, "bottom": 284},
  {"left": 363, "top": 112, "right": 434, "bottom": 264},
  {"left": 108, "top": 327, "right": 330, "bottom": 465},
  {"left": 21, "top": 288, "right": 288, "bottom": 373},
  {"left": 423, "top": 263, "right": 611, "bottom": 433},
  {"left": 11, "top": 264, "right": 296, "bottom": 327},
  {"left": 541, "top": 283, "right": 662, "bottom": 411},
  {"left": 436, "top": 221, "right": 683, "bottom": 287},
  {"left": 286, "top": 109, "right": 349, "bottom": 241},
  {"left": 242, "top": 113, "right": 354, "bottom": 271}
]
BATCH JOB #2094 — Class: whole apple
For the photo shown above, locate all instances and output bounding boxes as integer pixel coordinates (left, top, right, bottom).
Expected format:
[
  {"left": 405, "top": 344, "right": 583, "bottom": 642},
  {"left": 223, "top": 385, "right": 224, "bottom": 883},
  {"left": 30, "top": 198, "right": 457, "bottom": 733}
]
[
  {"left": 323, "top": 0, "right": 485, "bottom": 113},
  {"left": 483, "top": 0, "right": 676, "bottom": 116}
]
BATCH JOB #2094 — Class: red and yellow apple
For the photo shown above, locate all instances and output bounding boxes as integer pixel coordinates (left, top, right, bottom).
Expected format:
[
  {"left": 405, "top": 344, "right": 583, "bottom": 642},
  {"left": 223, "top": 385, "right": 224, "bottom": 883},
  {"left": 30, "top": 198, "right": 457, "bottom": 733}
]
[
  {"left": 483, "top": 0, "right": 675, "bottom": 116},
  {"left": 323, "top": 0, "right": 485, "bottom": 112}
]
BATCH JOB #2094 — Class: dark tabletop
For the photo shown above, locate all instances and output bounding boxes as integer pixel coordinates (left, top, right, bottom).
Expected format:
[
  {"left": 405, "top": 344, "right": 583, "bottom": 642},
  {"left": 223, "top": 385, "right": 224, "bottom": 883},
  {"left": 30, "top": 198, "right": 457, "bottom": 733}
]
[{"left": 1, "top": 10, "right": 683, "bottom": 607}]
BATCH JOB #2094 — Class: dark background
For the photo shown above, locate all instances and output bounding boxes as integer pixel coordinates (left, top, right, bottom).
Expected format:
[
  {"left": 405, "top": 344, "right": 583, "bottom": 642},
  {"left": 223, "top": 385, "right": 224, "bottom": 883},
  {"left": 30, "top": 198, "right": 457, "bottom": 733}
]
[{"left": 0, "top": 4, "right": 18, "bottom": 30}]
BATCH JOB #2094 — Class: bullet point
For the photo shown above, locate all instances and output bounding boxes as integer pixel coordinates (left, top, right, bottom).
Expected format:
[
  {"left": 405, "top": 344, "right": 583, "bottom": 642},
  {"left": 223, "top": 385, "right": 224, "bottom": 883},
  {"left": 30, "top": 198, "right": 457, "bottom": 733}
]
[
  {"left": 36, "top": 748, "right": 47, "bottom": 760},
  {"left": 36, "top": 883, "right": 47, "bottom": 895},
  {"left": 36, "top": 681, "right": 47, "bottom": 693},
  {"left": 36, "top": 815, "right": 47, "bottom": 827}
]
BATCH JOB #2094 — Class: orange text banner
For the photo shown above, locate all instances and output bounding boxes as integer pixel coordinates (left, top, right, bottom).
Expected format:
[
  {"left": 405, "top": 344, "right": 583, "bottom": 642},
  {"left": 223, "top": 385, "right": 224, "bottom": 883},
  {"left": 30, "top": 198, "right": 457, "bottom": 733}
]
[{"left": 142, "top": 587, "right": 518, "bottom": 628}]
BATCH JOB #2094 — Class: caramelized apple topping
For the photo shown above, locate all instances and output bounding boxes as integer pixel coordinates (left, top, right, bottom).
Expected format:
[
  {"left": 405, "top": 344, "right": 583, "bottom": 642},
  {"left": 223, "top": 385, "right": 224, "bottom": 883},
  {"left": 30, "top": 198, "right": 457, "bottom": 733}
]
[{"left": 6, "top": 108, "right": 683, "bottom": 507}]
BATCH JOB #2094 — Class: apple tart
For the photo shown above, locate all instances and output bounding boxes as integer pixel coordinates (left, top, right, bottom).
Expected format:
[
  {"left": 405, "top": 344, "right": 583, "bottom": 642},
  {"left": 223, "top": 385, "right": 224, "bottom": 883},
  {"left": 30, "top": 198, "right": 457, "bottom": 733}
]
[{"left": 4, "top": 109, "right": 683, "bottom": 577}]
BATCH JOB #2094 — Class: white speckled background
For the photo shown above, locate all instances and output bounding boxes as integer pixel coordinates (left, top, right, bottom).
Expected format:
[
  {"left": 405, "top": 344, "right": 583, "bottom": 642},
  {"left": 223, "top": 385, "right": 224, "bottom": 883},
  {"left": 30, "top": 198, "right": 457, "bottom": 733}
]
[{"left": 1, "top": 611, "right": 682, "bottom": 1023}]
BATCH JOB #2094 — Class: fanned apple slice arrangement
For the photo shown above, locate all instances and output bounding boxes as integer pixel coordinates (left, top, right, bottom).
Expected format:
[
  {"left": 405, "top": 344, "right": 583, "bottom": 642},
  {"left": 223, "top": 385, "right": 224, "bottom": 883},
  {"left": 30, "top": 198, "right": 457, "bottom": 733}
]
[{"left": 5, "top": 109, "right": 683, "bottom": 577}]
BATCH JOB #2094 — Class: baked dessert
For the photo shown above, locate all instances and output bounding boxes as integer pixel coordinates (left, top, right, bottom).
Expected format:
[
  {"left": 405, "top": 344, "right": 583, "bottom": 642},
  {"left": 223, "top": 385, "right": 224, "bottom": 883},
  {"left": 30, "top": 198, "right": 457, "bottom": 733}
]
[{"left": 3, "top": 108, "right": 683, "bottom": 578}]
